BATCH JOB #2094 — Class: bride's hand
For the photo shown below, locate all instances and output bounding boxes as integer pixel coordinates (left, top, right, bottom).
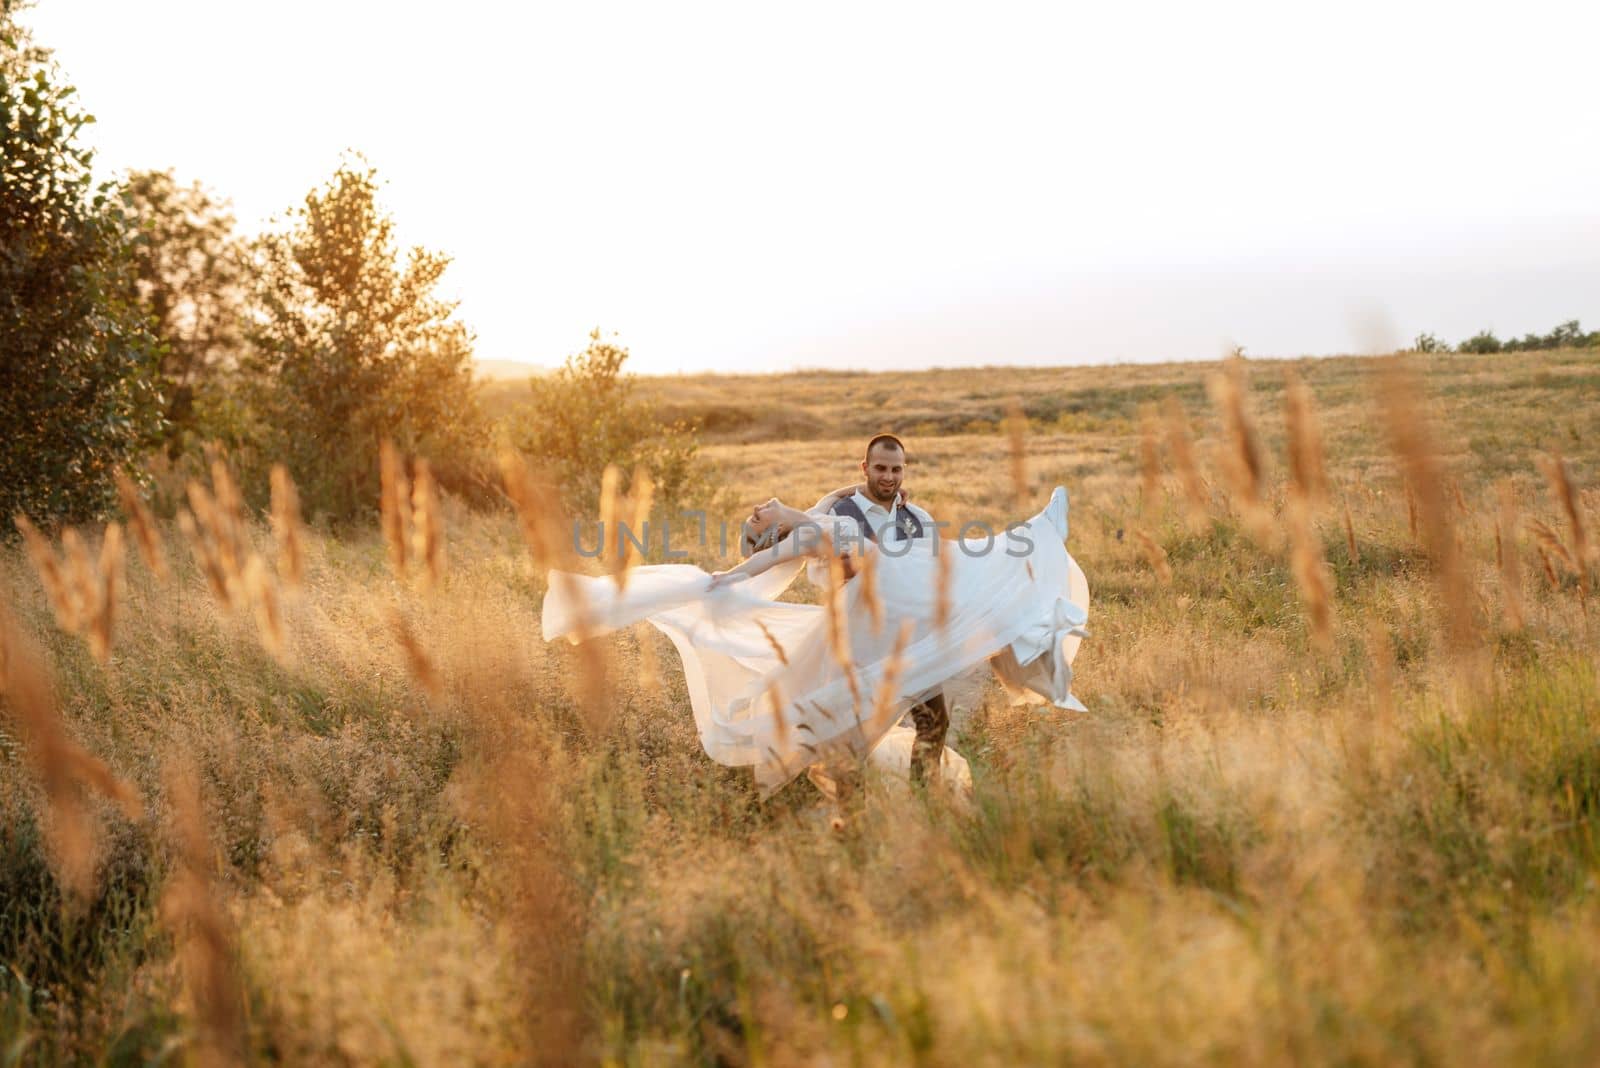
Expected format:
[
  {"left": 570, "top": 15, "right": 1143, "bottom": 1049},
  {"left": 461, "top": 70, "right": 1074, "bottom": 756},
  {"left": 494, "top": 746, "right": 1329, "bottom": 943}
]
[{"left": 708, "top": 569, "right": 749, "bottom": 592}]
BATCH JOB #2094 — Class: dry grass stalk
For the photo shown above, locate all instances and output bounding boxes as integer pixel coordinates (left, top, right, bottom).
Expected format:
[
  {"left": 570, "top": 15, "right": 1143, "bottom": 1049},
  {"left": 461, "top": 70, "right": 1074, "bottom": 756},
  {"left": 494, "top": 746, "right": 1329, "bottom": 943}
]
[
  {"left": 243, "top": 556, "right": 288, "bottom": 663},
  {"left": 177, "top": 508, "right": 232, "bottom": 607},
  {"left": 635, "top": 625, "right": 662, "bottom": 691},
  {"left": 390, "top": 607, "right": 444, "bottom": 702},
  {"left": 1496, "top": 480, "right": 1524, "bottom": 630},
  {"left": 856, "top": 546, "right": 884, "bottom": 635},
  {"left": 62, "top": 528, "right": 99, "bottom": 633},
  {"left": 15, "top": 518, "right": 123, "bottom": 662},
  {"left": 755, "top": 619, "right": 790, "bottom": 666},
  {"left": 817, "top": 532, "right": 850, "bottom": 667},
  {"left": 1286, "top": 498, "right": 1335, "bottom": 650},
  {"left": 160, "top": 759, "right": 245, "bottom": 1067},
  {"left": 1540, "top": 451, "right": 1592, "bottom": 603},
  {"left": 116, "top": 471, "right": 169, "bottom": 579},
  {"left": 598, "top": 463, "right": 623, "bottom": 578},
  {"left": 766, "top": 679, "right": 789, "bottom": 747},
  {"left": 1132, "top": 529, "right": 1173, "bottom": 585},
  {"left": 1537, "top": 545, "right": 1560, "bottom": 590},
  {"left": 87, "top": 522, "right": 124, "bottom": 665},
  {"left": 816, "top": 531, "right": 862, "bottom": 712},
  {"left": 1161, "top": 396, "right": 1209, "bottom": 522},
  {"left": 0, "top": 609, "right": 143, "bottom": 902},
  {"left": 380, "top": 439, "right": 410, "bottom": 579},
  {"left": 1376, "top": 358, "right": 1474, "bottom": 652},
  {"left": 498, "top": 450, "right": 568, "bottom": 571},
  {"left": 1365, "top": 617, "right": 1396, "bottom": 727},
  {"left": 868, "top": 620, "right": 914, "bottom": 730},
  {"left": 183, "top": 473, "right": 249, "bottom": 608},
  {"left": 1342, "top": 501, "right": 1358, "bottom": 564},
  {"left": 1404, "top": 483, "right": 1418, "bottom": 542},
  {"left": 410, "top": 457, "right": 446, "bottom": 592},
  {"left": 1006, "top": 403, "right": 1028, "bottom": 511},
  {"left": 1206, "top": 356, "right": 1267, "bottom": 517},
  {"left": 1138, "top": 402, "right": 1162, "bottom": 511},
  {"left": 207, "top": 450, "right": 247, "bottom": 552},
  {"left": 191, "top": 449, "right": 249, "bottom": 593},
  {"left": 1284, "top": 372, "right": 1328, "bottom": 504},
  {"left": 15, "top": 514, "right": 80, "bottom": 631},
  {"left": 934, "top": 537, "right": 953, "bottom": 632},
  {"left": 616, "top": 467, "right": 654, "bottom": 592},
  {"left": 463, "top": 741, "right": 589, "bottom": 1058},
  {"left": 499, "top": 451, "right": 612, "bottom": 729},
  {"left": 1527, "top": 518, "right": 1575, "bottom": 572},
  {"left": 268, "top": 464, "right": 305, "bottom": 589}
]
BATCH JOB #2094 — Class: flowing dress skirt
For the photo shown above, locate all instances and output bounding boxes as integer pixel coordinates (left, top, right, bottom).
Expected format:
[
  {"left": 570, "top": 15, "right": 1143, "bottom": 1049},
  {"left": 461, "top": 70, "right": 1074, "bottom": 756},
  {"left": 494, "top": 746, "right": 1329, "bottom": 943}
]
[{"left": 542, "top": 487, "right": 1089, "bottom": 795}]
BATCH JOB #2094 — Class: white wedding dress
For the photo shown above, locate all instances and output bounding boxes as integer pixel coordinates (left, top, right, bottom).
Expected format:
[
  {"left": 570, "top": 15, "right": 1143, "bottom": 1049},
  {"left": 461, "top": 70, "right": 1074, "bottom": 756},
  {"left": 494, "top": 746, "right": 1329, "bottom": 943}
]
[{"left": 541, "top": 487, "right": 1089, "bottom": 796}]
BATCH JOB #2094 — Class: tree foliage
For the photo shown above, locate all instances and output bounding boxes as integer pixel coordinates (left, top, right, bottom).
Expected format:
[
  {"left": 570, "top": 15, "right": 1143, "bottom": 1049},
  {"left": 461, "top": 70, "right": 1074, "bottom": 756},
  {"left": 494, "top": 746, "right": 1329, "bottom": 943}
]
[
  {"left": 248, "top": 160, "right": 483, "bottom": 521},
  {"left": 119, "top": 168, "right": 249, "bottom": 455},
  {"left": 507, "top": 330, "right": 704, "bottom": 515},
  {"left": 1448, "top": 320, "right": 1599, "bottom": 355},
  {"left": 0, "top": 1, "right": 165, "bottom": 525}
]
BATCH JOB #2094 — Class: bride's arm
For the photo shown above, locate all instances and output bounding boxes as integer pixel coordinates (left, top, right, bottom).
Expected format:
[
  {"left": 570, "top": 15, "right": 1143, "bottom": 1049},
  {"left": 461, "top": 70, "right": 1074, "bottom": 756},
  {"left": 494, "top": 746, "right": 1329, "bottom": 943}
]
[{"left": 712, "top": 506, "right": 858, "bottom": 587}]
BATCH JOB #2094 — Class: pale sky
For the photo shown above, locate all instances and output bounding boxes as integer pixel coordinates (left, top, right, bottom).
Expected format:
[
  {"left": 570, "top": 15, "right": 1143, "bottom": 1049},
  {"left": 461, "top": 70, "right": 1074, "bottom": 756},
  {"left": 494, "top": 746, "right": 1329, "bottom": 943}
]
[{"left": 23, "top": 0, "right": 1600, "bottom": 374}]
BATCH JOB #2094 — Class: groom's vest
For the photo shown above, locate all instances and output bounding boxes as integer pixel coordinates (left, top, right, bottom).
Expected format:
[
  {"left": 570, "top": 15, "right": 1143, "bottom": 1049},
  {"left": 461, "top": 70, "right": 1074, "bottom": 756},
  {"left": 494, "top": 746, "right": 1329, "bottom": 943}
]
[{"left": 830, "top": 496, "right": 924, "bottom": 543}]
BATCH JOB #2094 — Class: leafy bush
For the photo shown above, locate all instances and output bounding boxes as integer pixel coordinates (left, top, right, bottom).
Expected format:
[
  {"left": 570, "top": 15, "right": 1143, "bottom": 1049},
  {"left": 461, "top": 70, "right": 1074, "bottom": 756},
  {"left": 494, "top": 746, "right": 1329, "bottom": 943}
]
[
  {"left": 1458, "top": 330, "right": 1503, "bottom": 354},
  {"left": 1454, "top": 320, "right": 1599, "bottom": 355},
  {"left": 247, "top": 160, "right": 486, "bottom": 521},
  {"left": 0, "top": 10, "right": 165, "bottom": 525},
  {"left": 506, "top": 330, "right": 704, "bottom": 515}
]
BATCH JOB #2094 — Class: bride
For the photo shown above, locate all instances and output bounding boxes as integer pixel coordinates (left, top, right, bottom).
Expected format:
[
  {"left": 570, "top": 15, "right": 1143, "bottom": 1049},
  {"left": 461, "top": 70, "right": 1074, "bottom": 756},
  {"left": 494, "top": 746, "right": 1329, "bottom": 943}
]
[{"left": 541, "top": 482, "right": 1089, "bottom": 797}]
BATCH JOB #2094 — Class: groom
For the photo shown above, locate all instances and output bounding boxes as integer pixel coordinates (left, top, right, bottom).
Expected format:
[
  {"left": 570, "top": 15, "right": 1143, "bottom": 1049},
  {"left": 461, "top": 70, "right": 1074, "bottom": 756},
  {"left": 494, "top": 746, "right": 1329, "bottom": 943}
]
[{"left": 823, "top": 433, "right": 950, "bottom": 785}]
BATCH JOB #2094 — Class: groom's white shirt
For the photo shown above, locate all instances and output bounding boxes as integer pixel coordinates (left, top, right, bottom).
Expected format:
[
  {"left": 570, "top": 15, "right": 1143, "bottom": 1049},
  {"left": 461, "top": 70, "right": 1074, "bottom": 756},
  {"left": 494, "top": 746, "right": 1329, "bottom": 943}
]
[
  {"left": 804, "top": 490, "right": 936, "bottom": 588},
  {"left": 842, "top": 489, "right": 935, "bottom": 544}
]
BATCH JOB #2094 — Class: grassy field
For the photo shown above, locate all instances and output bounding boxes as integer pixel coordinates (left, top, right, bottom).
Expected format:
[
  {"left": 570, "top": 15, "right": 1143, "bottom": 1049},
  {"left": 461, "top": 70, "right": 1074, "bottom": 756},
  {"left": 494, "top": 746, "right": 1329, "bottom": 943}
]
[{"left": 3, "top": 348, "right": 1599, "bottom": 1065}]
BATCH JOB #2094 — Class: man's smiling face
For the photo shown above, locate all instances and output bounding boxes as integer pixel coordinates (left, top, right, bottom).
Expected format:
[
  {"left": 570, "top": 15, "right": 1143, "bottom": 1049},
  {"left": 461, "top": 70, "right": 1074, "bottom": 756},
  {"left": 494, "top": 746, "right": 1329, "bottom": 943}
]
[{"left": 859, "top": 440, "right": 905, "bottom": 506}]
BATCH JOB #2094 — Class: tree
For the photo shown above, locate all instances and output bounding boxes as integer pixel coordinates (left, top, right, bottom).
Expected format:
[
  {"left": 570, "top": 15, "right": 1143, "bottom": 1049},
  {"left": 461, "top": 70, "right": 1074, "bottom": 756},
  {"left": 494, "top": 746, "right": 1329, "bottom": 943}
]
[
  {"left": 507, "top": 330, "right": 703, "bottom": 516},
  {"left": 1547, "top": 319, "right": 1584, "bottom": 348},
  {"left": 0, "top": 1, "right": 165, "bottom": 525},
  {"left": 248, "top": 159, "right": 484, "bottom": 521},
  {"left": 1453, "top": 320, "right": 1599, "bottom": 355},
  {"left": 119, "top": 169, "right": 249, "bottom": 455}
]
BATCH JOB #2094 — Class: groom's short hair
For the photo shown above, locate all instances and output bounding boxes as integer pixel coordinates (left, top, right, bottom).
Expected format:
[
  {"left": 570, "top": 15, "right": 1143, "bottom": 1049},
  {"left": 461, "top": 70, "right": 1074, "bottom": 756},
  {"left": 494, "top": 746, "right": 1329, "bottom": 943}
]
[{"left": 864, "top": 432, "right": 905, "bottom": 459}]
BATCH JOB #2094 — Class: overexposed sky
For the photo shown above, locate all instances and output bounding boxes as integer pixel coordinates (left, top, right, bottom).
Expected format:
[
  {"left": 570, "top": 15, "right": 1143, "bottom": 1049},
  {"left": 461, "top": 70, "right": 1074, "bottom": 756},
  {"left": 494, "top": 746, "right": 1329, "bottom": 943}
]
[{"left": 23, "top": 0, "right": 1600, "bottom": 374}]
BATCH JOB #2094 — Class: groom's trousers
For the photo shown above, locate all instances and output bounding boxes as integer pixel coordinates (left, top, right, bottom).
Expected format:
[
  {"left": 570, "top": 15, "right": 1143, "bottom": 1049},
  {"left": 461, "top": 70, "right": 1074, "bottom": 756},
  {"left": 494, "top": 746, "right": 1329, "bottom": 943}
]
[{"left": 908, "top": 691, "right": 950, "bottom": 785}]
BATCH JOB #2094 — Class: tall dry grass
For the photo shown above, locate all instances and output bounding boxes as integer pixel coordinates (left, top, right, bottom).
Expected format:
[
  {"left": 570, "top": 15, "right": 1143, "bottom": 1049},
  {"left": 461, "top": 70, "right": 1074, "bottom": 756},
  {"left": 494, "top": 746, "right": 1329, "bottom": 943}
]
[{"left": 2, "top": 347, "right": 1598, "bottom": 1065}]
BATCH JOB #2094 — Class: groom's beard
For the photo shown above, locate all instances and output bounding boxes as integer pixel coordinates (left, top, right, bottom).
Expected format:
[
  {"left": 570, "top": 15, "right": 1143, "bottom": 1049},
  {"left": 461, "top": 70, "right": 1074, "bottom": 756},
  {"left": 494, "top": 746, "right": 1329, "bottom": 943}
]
[{"left": 865, "top": 481, "right": 899, "bottom": 505}]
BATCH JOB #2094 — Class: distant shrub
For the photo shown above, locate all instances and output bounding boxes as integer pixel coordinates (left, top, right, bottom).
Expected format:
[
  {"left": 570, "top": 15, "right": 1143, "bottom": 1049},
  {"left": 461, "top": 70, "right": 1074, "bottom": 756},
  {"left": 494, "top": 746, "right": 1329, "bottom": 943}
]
[
  {"left": 1451, "top": 319, "right": 1600, "bottom": 355},
  {"left": 506, "top": 330, "right": 705, "bottom": 515}
]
